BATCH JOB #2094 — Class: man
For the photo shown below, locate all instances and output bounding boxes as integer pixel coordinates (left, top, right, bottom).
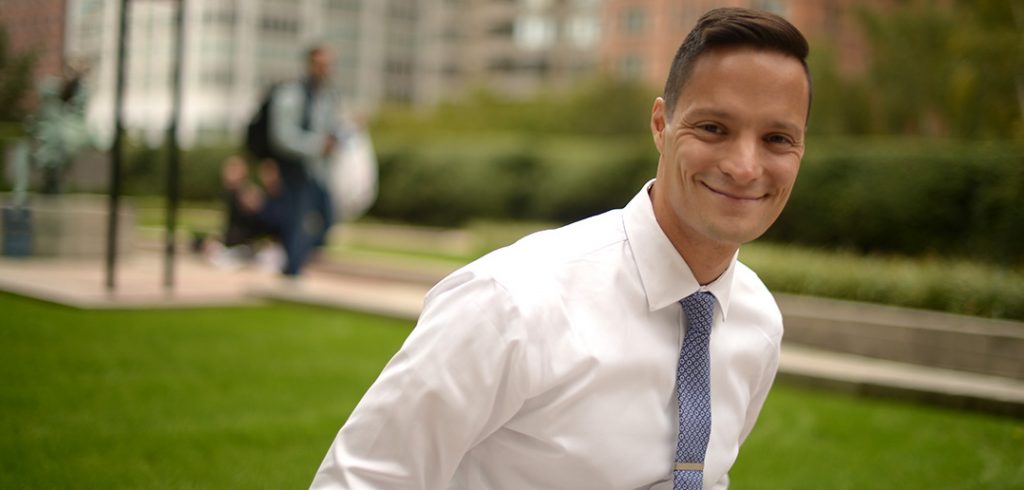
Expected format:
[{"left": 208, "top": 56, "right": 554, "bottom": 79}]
[
  {"left": 269, "top": 45, "right": 344, "bottom": 276},
  {"left": 311, "top": 7, "right": 810, "bottom": 489}
]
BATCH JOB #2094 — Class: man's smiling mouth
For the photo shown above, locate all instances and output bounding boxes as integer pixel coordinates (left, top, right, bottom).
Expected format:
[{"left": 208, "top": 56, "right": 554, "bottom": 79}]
[{"left": 702, "top": 183, "right": 765, "bottom": 201}]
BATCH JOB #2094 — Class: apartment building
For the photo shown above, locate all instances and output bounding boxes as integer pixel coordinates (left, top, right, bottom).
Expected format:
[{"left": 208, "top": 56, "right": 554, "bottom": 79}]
[
  {"left": 600, "top": 0, "right": 876, "bottom": 90},
  {"left": 59, "top": 0, "right": 442, "bottom": 147},
  {"left": 438, "top": 0, "right": 603, "bottom": 99},
  {"left": 0, "top": 0, "right": 68, "bottom": 111}
]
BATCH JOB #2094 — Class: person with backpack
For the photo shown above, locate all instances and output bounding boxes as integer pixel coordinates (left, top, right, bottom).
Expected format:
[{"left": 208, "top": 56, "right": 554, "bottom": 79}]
[{"left": 249, "top": 44, "right": 346, "bottom": 277}]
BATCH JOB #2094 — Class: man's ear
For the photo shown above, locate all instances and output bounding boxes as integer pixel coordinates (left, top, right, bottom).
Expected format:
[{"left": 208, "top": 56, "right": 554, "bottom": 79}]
[{"left": 651, "top": 97, "right": 667, "bottom": 153}]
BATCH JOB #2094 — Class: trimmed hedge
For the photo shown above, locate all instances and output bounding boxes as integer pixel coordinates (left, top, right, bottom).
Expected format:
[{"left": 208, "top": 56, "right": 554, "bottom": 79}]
[
  {"left": 369, "top": 132, "right": 655, "bottom": 226},
  {"left": 368, "top": 133, "right": 1024, "bottom": 265},
  {"left": 767, "top": 139, "right": 1024, "bottom": 264}
]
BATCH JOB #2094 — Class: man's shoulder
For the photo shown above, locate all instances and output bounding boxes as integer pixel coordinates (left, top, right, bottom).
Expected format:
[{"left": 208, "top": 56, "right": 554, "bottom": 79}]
[
  {"left": 431, "top": 210, "right": 628, "bottom": 299},
  {"left": 731, "top": 260, "right": 784, "bottom": 335},
  {"left": 488, "top": 210, "right": 625, "bottom": 274},
  {"left": 269, "top": 81, "right": 305, "bottom": 105}
]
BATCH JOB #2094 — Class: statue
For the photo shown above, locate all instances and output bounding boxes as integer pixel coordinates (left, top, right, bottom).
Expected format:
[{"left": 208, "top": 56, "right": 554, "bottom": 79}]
[
  {"left": 4, "top": 62, "right": 96, "bottom": 256},
  {"left": 11, "top": 62, "right": 95, "bottom": 205}
]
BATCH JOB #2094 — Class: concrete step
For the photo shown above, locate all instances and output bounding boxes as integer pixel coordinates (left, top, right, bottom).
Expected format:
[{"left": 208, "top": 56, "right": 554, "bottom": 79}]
[
  {"left": 776, "top": 294, "right": 1024, "bottom": 380},
  {"left": 779, "top": 344, "right": 1024, "bottom": 418}
]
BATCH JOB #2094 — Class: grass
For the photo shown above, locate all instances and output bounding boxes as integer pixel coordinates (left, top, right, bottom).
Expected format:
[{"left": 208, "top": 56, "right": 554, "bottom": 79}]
[
  {"left": 0, "top": 293, "right": 412, "bottom": 489},
  {"left": 732, "top": 384, "right": 1024, "bottom": 489},
  {"left": 1, "top": 292, "right": 1022, "bottom": 489}
]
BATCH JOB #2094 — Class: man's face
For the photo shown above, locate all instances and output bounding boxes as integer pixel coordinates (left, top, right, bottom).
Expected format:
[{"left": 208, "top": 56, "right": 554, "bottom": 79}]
[
  {"left": 309, "top": 49, "right": 332, "bottom": 84},
  {"left": 650, "top": 46, "right": 809, "bottom": 251}
]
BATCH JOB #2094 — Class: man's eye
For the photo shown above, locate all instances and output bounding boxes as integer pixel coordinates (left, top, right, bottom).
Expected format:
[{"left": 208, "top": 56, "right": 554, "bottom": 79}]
[
  {"left": 766, "top": 134, "right": 793, "bottom": 145},
  {"left": 699, "top": 124, "right": 723, "bottom": 134}
]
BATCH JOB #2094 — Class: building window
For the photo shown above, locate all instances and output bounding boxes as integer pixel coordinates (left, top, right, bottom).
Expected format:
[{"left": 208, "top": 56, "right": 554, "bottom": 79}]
[
  {"left": 488, "top": 57, "right": 517, "bottom": 73},
  {"left": 515, "top": 15, "right": 555, "bottom": 50},
  {"left": 753, "top": 1, "right": 786, "bottom": 16},
  {"left": 261, "top": 16, "right": 299, "bottom": 35},
  {"left": 328, "top": 0, "right": 360, "bottom": 11},
  {"left": 619, "top": 54, "right": 643, "bottom": 79},
  {"left": 567, "top": 15, "right": 598, "bottom": 49},
  {"left": 622, "top": 7, "right": 646, "bottom": 35},
  {"left": 489, "top": 20, "right": 515, "bottom": 38}
]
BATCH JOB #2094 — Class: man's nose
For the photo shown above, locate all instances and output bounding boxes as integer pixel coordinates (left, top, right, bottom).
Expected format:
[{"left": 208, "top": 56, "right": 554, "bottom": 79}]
[{"left": 719, "top": 137, "right": 762, "bottom": 184}]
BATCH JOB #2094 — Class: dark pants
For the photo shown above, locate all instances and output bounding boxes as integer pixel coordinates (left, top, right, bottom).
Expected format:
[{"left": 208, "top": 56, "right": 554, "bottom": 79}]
[{"left": 278, "top": 162, "right": 332, "bottom": 276}]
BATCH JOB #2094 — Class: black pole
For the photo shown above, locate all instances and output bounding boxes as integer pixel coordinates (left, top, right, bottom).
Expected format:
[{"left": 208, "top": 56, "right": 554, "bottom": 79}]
[
  {"left": 164, "top": 0, "right": 185, "bottom": 290},
  {"left": 105, "top": 0, "right": 130, "bottom": 292}
]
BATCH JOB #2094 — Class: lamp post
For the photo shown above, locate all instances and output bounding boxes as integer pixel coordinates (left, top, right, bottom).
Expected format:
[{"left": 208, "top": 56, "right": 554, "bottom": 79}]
[
  {"left": 164, "top": 0, "right": 185, "bottom": 290},
  {"left": 105, "top": 0, "right": 130, "bottom": 291}
]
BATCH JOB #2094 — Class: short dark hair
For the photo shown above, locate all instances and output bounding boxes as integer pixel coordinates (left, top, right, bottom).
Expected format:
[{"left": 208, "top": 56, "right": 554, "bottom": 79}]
[
  {"left": 307, "top": 44, "right": 328, "bottom": 62},
  {"left": 662, "top": 7, "right": 811, "bottom": 119}
]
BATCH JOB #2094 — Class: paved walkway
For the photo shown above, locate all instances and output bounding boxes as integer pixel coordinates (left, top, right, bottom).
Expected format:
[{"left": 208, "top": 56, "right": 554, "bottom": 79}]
[{"left": 1, "top": 248, "right": 1022, "bottom": 417}]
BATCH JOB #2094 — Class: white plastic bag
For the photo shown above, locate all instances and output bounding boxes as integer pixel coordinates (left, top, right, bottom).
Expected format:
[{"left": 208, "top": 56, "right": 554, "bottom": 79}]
[{"left": 328, "top": 129, "right": 378, "bottom": 221}]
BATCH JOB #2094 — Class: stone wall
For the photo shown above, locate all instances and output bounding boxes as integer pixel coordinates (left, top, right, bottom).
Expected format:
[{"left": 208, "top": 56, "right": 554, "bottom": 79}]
[{"left": 1, "top": 193, "right": 134, "bottom": 258}]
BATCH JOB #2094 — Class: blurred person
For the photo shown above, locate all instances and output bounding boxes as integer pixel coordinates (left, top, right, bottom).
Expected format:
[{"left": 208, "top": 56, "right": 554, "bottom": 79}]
[
  {"left": 201, "top": 156, "right": 285, "bottom": 271},
  {"left": 311, "top": 7, "right": 812, "bottom": 490},
  {"left": 267, "top": 44, "right": 347, "bottom": 277}
]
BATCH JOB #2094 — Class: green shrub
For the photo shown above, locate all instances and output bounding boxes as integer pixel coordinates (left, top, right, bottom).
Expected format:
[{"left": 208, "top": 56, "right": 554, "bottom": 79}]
[
  {"left": 370, "top": 134, "right": 1023, "bottom": 266},
  {"left": 743, "top": 242, "right": 1024, "bottom": 321},
  {"left": 369, "top": 132, "right": 654, "bottom": 226},
  {"left": 768, "top": 139, "right": 1024, "bottom": 264},
  {"left": 120, "top": 141, "right": 236, "bottom": 201}
]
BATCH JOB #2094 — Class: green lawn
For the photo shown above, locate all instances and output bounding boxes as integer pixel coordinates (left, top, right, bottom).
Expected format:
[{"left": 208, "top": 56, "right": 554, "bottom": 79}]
[{"left": 2, "top": 292, "right": 1020, "bottom": 489}]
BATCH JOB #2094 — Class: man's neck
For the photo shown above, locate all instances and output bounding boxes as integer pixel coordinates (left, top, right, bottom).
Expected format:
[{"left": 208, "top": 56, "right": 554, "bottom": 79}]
[
  {"left": 673, "top": 234, "right": 736, "bottom": 286},
  {"left": 649, "top": 190, "right": 738, "bottom": 285}
]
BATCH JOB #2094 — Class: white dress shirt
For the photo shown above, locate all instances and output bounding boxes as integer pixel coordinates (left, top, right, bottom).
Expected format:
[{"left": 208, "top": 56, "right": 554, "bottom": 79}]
[{"left": 310, "top": 181, "right": 783, "bottom": 490}]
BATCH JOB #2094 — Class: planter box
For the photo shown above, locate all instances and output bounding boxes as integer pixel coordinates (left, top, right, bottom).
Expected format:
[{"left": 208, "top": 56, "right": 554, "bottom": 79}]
[{"left": 1, "top": 207, "right": 32, "bottom": 256}]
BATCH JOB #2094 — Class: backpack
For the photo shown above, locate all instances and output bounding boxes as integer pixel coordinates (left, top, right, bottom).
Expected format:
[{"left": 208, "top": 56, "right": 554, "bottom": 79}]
[
  {"left": 245, "top": 85, "right": 277, "bottom": 160},
  {"left": 245, "top": 82, "right": 314, "bottom": 161}
]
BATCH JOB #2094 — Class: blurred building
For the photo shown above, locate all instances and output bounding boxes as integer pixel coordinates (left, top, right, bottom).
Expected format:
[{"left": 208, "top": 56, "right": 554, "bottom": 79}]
[
  {"left": 65, "top": 0, "right": 447, "bottom": 147},
  {"left": 0, "top": 0, "right": 69, "bottom": 111},
  {"left": 1, "top": 0, "right": 884, "bottom": 148},
  {"left": 439, "top": 0, "right": 603, "bottom": 99},
  {"left": 56, "top": 0, "right": 609, "bottom": 147},
  {"left": 600, "top": 0, "right": 877, "bottom": 89}
]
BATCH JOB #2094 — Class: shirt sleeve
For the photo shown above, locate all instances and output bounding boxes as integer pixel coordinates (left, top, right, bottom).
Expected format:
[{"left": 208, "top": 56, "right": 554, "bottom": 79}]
[
  {"left": 309, "top": 270, "right": 529, "bottom": 490},
  {"left": 269, "top": 83, "right": 328, "bottom": 163}
]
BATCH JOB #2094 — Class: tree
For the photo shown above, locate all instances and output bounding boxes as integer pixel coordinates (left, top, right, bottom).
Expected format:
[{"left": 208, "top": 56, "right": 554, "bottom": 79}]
[
  {"left": 0, "top": 23, "right": 37, "bottom": 123},
  {"left": 857, "top": 0, "right": 1023, "bottom": 140}
]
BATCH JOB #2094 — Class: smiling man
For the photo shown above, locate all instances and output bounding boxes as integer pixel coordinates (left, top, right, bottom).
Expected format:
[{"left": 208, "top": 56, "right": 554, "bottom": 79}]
[{"left": 311, "top": 7, "right": 810, "bottom": 490}]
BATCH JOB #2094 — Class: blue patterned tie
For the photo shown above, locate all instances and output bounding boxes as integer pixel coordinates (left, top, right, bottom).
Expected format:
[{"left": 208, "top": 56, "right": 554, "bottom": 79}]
[{"left": 674, "top": 291, "right": 717, "bottom": 490}]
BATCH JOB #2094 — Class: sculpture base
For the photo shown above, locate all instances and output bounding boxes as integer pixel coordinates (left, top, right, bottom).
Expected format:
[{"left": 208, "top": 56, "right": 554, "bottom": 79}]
[
  {"left": 0, "top": 194, "right": 135, "bottom": 258},
  {"left": 1, "top": 206, "right": 32, "bottom": 257}
]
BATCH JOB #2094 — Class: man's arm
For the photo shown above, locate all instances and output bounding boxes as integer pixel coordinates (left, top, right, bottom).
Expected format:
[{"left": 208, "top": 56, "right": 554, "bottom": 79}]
[{"left": 310, "top": 271, "right": 529, "bottom": 489}]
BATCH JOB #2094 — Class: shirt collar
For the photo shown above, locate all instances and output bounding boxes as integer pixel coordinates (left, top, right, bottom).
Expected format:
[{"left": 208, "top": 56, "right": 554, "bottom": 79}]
[{"left": 622, "top": 180, "right": 737, "bottom": 320}]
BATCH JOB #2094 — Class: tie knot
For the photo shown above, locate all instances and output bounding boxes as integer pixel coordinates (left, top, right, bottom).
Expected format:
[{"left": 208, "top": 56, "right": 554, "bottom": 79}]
[{"left": 680, "top": 292, "right": 716, "bottom": 333}]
